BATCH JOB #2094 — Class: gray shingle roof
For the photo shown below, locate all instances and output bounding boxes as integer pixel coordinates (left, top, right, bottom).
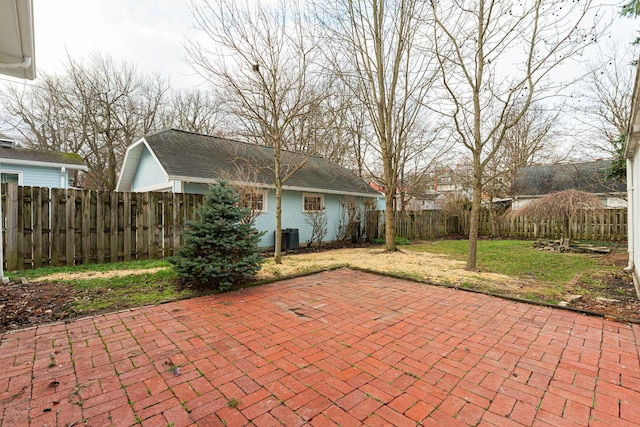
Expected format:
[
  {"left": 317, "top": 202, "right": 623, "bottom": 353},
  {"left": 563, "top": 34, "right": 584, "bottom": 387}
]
[
  {"left": 0, "top": 146, "right": 86, "bottom": 167},
  {"left": 144, "top": 129, "right": 380, "bottom": 197},
  {"left": 512, "top": 160, "right": 626, "bottom": 196}
]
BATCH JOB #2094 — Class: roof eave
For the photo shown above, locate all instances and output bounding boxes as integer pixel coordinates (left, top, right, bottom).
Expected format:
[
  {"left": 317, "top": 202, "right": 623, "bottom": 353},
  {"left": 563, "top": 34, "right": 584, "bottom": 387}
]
[
  {"left": 169, "top": 175, "right": 383, "bottom": 198},
  {"left": 626, "top": 56, "right": 640, "bottom": 159},
  {"left": 0, "top": 157, "right": 87, "bottom": 170},
  {"left": 0, "top": 0, "right": 36, "bottom": 80}
]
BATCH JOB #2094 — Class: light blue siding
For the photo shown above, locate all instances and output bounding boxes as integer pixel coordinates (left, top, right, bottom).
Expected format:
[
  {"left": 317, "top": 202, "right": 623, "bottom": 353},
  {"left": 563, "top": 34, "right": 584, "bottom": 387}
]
[
  {"left": 0, "top": 162, "right": 65, "bottom": 188},
  {"left": 131, "top": 148, "right": 167, "bottom": 190},
  {"left": 173, "top": 181, "right": 376, "bottom": 248},
  {"left": 183, "top": 182, "right": 209, "bottom": 194}
]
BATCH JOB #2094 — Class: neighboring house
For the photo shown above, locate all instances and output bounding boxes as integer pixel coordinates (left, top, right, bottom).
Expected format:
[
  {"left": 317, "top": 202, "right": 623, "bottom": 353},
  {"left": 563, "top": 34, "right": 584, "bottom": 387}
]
[
  {"left": 625, "top": 58, "right": 640, "bottom": 291},
  {"left": 511, "top": 160, "right": 627, "bottom": 210},
  {"left": 116, "top": 129, "right": 383, "bottom": 247},
  {"left": 371, "top": 167, "right": 471, "bottom": 211},
  {"left": 0, "top": 134, "right": 87, "bottom": 188}
]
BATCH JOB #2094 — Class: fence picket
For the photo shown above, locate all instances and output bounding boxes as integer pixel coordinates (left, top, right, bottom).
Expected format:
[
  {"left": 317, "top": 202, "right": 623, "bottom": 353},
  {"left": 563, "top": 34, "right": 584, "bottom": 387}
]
[{"left": 367, "top": 207, "right": 627, "bottom": 243}]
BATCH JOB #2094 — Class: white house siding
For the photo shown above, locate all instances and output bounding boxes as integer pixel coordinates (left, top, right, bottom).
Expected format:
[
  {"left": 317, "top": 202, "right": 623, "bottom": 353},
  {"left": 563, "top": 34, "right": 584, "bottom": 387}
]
[
  {"left": 0, "top": 162, "right": 65, "bottom": 188},
  {"left": 131, "top": 148, "right": 167, "bottom": 191}
]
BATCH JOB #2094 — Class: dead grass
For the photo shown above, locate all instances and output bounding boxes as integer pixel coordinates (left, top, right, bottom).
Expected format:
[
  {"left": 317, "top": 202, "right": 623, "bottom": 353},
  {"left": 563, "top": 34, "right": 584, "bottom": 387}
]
[
  {"left": 39, "top": 267, "right": 168, "bottom": 282},
  {"left": 36, "top": 248, "right": 525, "bottom": 293},
  {"left": 257, "top": 248, "right": 524, "bottom": 292}
]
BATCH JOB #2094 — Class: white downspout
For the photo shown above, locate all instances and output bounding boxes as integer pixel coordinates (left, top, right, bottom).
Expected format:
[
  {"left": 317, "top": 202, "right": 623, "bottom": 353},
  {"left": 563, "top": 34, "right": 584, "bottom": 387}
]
[
  {"left": 0, "top": 163, "right": 5, "bottom": 283},
  {"left": 626, "top": 157, "right": 635, "bottom": 273},
  {"left": 61, "top": 166, "right": 66, "bottom": 188}
]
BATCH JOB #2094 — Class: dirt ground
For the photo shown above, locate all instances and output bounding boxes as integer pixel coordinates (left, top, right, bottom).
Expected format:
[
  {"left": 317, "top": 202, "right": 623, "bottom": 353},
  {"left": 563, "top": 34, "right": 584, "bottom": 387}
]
[{"left": 1, "top": 247, "right": 638, "bottom": 332}]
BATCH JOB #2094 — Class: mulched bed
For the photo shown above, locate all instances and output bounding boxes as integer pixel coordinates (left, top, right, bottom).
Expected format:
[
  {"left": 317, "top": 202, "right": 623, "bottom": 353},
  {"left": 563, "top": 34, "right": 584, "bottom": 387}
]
[
  {"left": 0, "top": 280, "right": 80, "bottom": 331},
  {"left": 570, "top": 270, "right": 640, "bottom": 321}
]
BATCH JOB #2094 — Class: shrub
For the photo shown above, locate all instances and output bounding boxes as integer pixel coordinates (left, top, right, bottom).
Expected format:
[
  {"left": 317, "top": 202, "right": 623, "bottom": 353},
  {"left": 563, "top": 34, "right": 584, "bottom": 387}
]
[
  {"left": 304, "top": 211, "right": 328, "bottom": 248},
  {"left": 169, "top": 180, "right": 265, "bottom": 291}
]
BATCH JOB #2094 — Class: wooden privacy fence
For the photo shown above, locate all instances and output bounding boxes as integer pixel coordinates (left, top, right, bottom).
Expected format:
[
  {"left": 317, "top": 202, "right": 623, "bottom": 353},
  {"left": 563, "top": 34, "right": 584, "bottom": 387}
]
[
  {"left": 367, "top": 210, "right": 460, "bottom": 240},
  {"left": 474, "top": 209, "right": 627, "bottom": 241},
  {"left": 368, "top": 208, "right": 628, "bottom": 242},
  {"left": 1, "top": 184, "right": 204, "bottom": 271}
]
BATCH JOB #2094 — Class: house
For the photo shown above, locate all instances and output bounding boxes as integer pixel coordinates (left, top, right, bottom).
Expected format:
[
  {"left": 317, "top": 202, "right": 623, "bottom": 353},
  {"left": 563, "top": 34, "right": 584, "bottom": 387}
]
[
  {"left": 0, "top": 134, "right": 87, "bottom": 188},
  {"left": 0, "top": 0, "right": 35, "bottom": 80},
  {"left": 511, "top": 160, "right": 627, "bottom": 210},
  {"left": 116, "top": 129, "right": 383, "bottom": 247},
  {"left": 625, "top": 58, "right": 640, "bottom": 291}
]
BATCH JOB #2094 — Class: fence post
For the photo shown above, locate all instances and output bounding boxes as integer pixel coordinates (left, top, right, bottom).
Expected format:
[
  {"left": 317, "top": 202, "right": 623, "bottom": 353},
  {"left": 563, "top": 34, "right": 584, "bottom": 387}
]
[
  {"left": 81, "top": 190, "right": 91, "bottom": 264},
  {"left": 148, "top": 192, "right": 159, "bottom": 259},
  {"left": 123, "top": 191, "right": 132, "bottom": 262},
  {"left": 5, "top": 183, "right": 19, "bottom": 270},
  {"left": 65, "top": 190, "right": 75, "bottom": 266}
]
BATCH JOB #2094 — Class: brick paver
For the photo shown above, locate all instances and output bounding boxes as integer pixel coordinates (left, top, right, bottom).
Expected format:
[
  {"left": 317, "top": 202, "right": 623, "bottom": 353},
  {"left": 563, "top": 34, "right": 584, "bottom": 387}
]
[{"left": 2, "top": 268, "right": 640, "bottom": 426}]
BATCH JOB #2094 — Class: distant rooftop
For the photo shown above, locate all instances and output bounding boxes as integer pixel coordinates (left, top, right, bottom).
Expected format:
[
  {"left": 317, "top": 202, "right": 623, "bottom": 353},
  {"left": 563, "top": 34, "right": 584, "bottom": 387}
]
[{"left": 512, "top": 160, "right": 626, "bottom": 196}]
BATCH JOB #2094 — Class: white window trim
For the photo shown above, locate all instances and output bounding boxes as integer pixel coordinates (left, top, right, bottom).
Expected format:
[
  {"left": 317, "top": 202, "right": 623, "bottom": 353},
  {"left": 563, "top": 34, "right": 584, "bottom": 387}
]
[
  {"left": 247, "top": 189, "right": 268, "bottom": 214},
  {"left": 302, "top": 192, "right": 325, "bottom": 213},
  {"left": 0, "top": 169, "right": 23, "bottom": 185}
]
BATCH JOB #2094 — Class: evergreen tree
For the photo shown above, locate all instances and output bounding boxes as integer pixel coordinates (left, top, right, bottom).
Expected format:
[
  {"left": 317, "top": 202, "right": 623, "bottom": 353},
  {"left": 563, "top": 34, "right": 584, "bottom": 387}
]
[{"left": 170, "top": 180, "right": 265, "bottom": 291}]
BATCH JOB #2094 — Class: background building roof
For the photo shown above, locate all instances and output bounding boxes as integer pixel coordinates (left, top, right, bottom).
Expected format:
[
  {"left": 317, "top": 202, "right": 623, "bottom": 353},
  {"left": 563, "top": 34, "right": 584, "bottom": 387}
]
[
  {"left": 512, "top": 160, "right": 626, "bottom": 196},
  {"left": 0, "top": 145, "right": 86, "bottom": 168}
]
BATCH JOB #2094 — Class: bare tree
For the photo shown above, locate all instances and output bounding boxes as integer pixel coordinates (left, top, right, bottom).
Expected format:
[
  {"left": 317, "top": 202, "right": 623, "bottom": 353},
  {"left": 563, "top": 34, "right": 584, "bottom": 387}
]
[
  {"left": 315, "top": 0, "right": 441, "bottom": 251},
  {"left": 479, "top": 105, "right": 557, "bottom": 233},
  {"left": 429, "top": 0, "right": 601, "bottom": 269},
  {"left": 186, "top": 0, "right": 330, "bottom": 264},
  {"left": 1, "top": 52, "right": 169, "bottom": 189},
  {"left": 574, "top": 43, "right": 637, "bottom": 180},
  {"left": 164, "top": 89, "right": 227, "bottom": 136},
  {"left": 576, "top": 44, "right": 635, "bottom": 150}
]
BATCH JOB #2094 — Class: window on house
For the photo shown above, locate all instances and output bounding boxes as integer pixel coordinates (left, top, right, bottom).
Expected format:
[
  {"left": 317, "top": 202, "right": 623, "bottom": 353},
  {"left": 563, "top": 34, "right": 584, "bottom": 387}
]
[
  {"left": 0, "top": 172, "right": 20, "bottom": 184},
  {"left": 242, "top": 190, "right": 267, "bottom": 213},
  {"left": 303, "top": 193, "right": 324, "bottom": 212}
]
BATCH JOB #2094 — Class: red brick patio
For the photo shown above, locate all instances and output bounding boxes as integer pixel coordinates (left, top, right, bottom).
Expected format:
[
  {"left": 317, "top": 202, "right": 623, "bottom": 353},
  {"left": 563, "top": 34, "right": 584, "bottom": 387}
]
[{"left": 1, "top": 268, "right": 640, "bottom": 426}]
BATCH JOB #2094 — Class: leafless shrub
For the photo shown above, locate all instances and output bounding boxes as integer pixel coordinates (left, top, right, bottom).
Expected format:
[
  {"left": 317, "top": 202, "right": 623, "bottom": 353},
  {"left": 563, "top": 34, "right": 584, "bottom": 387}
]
[
  {"left": 361, "top": 198, "right": 378, "bottom": 242},
  {"left": 304, "top": 211, "right": 328, "bottom": 248},
  {"left": 511, "top": 189, "right": 604, "bottom": 241},
  {"left": 336, "top": 197, "right": 362, "bottom": 242},
  {"left": 438, "top": 194, "right": 471, "bottom": 218}
]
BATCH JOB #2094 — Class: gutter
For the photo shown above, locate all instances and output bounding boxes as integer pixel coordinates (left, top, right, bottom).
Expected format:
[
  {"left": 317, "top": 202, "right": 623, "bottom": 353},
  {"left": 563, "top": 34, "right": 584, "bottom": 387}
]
[
  {"left": 170, "top": 175, "right": 382, "bottom": 199},
  {"left": 0, "top": 56, "right": 31, "bottom": 70}
]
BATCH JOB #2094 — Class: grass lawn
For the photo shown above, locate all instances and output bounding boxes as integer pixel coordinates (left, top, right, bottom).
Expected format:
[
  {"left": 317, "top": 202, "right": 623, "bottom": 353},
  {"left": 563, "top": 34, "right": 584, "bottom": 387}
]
[
  {"left": 7, "top": 239, "right": 624, "bottom": 315},
  {"left": 407, "top": 240, "right": 601, "bottom": 283}
]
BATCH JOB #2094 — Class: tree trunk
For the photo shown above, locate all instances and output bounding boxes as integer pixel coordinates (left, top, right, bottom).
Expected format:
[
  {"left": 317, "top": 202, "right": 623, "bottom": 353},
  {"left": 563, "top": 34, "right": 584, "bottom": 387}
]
[
  {"left": 384, "top": 193, "right": 396, "bottom": 251},
  {"left": 274, "top": 141, "right": 283, "bottom": 264},
  {"left": 466, "top": 163, "right": 483, "bottom": 270},
  {"left": 274, "top": 184, "right": 283, "bottom": 264}
]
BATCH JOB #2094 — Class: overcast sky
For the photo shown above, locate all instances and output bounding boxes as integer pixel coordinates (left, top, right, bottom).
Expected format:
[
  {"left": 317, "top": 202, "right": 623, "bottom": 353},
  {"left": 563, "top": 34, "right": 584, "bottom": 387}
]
[
  {"left": 0, "top": 0, "right": 632, "bottom": 91},
  {"left": 28, "top": 0, "right": 204, "bottom": 89}
]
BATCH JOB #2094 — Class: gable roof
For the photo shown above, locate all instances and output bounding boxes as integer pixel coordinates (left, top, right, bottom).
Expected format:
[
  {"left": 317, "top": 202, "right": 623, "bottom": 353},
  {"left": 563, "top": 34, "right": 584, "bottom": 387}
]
[
  {"left": 512, "top": 160, "right": 626, "bottom": 197},
  {"left": 0, "top": 145, "right": 87, "bottom": 169},
  {"left": 118, "top": 129, "right": 381, "bottom": 197}
]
